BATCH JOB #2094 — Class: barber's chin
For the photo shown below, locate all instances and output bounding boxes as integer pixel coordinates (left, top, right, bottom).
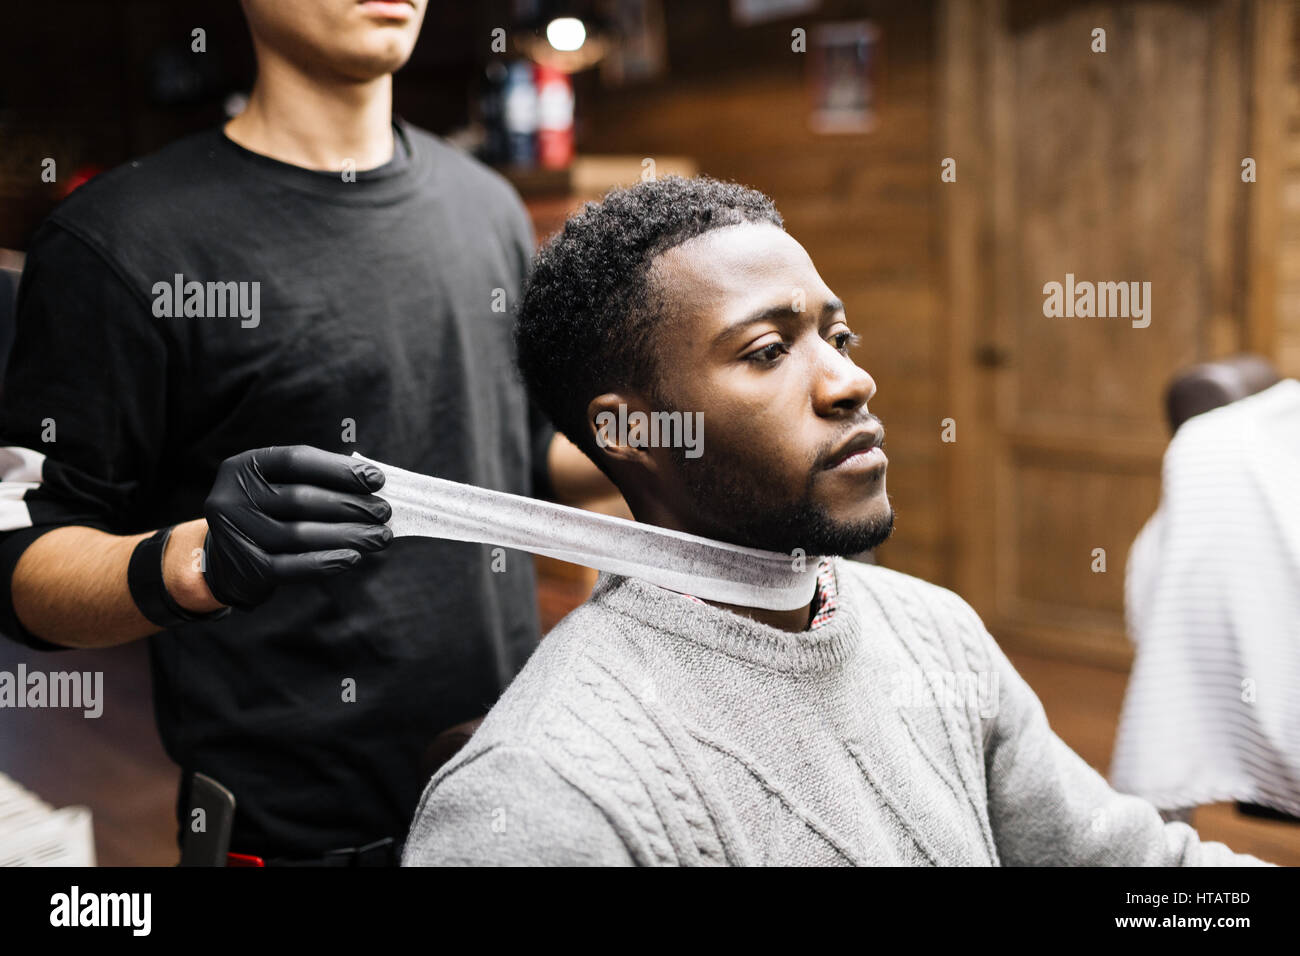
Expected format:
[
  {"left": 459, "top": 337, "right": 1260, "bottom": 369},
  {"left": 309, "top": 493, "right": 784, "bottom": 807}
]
[{"left": 335, "top": 39, "right": 415, "bottom": 76}]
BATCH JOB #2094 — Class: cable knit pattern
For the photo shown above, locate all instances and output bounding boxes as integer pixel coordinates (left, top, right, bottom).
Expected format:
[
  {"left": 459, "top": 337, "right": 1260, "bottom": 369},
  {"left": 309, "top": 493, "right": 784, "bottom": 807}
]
[{"left": 402, "top": 559, "right": 1272, "bottom": 867}]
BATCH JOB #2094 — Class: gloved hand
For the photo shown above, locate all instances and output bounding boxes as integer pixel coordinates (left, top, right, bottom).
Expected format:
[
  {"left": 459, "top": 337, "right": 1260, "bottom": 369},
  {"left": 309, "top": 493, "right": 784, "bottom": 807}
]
[{"left": 202, "top": 445, "right": 393, "bottom": 610}]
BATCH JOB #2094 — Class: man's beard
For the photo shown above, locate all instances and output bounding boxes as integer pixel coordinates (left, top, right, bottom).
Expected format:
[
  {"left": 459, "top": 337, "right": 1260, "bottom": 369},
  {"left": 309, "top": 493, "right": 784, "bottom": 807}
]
[{"left": 675, "top": 447, "right": 895, "bottom": 557}]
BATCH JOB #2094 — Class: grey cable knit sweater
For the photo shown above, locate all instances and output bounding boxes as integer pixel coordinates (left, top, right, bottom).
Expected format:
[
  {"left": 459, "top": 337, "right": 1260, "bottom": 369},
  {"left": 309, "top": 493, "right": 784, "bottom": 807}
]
[{"left": 402, "top": 559, "right": 1271, "bottom": 866}]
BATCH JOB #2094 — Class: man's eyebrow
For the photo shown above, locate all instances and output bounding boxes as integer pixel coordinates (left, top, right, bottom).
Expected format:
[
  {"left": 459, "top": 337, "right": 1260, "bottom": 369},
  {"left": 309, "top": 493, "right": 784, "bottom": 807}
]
[{"left": 712, "top": 295, "right": 846, "bottom": 346}]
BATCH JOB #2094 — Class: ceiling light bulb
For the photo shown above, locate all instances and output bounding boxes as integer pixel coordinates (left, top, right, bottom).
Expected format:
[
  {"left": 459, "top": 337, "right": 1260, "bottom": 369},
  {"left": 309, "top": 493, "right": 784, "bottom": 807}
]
[{"left": 546, "top": 17, "right": 587, "bottom": 52}]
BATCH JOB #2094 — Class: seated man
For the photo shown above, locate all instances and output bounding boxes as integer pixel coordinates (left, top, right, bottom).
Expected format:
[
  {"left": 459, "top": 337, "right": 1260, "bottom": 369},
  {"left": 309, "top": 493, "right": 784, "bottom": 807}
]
[{"left": 402, "top": 176, "right": 1269, "bottom": 866}]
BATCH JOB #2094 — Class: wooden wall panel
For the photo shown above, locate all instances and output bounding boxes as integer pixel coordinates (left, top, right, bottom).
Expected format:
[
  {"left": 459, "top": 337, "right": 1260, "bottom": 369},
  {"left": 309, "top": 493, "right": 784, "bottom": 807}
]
[{"left": 942, "top": 0, "right": 1284, "bottom": 668}]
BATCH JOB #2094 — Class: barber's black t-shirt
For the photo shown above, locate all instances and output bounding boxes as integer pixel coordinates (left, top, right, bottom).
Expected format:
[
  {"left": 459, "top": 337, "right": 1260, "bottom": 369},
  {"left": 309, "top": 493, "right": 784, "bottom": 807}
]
[{"left": 0, "top": 120, "right": 556, "bottom": 858}]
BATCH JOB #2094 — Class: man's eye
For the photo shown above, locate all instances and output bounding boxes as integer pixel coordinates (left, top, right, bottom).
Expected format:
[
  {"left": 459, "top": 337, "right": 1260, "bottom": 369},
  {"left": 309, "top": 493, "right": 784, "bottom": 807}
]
[
  {"left": 834, "top": 331, "right": 862, "bottom": 353},
  {"left": 745, "top": 342, "right": 788, "bottom": 364}
]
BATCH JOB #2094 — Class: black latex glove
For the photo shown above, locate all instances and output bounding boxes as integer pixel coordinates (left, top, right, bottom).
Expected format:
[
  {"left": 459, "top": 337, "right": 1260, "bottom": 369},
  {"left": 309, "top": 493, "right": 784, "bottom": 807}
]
[{"left": 201, "top": 445, "right": 393, "bottom": 610}]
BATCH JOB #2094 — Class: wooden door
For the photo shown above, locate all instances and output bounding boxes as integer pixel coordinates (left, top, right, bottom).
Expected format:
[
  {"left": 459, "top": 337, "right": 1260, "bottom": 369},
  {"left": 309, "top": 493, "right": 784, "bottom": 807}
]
[{"left": 941, "top": 0, "right": 1289, "bottom": 667}]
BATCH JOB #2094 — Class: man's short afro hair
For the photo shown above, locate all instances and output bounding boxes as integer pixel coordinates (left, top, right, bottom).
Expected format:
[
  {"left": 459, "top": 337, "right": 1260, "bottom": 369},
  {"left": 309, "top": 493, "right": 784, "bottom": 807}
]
[{"left": 514, "top": 174, "right": 784, "bottom": 473}]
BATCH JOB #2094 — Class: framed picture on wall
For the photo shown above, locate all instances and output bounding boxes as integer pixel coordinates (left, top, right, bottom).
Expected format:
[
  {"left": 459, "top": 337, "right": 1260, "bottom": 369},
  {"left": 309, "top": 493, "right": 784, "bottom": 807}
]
[{"left": 808, "top": 21, "right": 879, "bottom": 134}]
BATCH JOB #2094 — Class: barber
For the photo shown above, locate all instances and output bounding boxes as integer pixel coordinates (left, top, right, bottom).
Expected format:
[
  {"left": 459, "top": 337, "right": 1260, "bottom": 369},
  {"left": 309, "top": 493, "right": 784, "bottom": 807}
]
[{"left": 0, "top": 0, "right": 610, "bottom": 865}]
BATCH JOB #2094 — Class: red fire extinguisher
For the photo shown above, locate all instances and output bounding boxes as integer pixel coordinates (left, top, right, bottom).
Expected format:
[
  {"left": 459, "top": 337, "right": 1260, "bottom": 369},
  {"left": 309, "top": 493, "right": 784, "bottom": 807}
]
[{"left": 534, "top": 64, "right": 574, "bottom": 170}]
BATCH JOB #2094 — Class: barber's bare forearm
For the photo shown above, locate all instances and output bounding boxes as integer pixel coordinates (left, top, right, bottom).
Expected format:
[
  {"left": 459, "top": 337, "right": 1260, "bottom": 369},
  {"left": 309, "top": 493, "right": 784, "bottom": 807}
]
[{"left": 10, "top": 518, "right": 222, "bottom": 648}]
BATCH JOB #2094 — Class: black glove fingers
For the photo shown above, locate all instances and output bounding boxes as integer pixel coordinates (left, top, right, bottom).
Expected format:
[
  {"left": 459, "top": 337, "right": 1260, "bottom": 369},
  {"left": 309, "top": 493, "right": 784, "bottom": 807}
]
[
  {"left": 251, "top": 445, "right": 385, "bottom": 494},
  {"left": 255, "top": 484, "right": 392, "bottom": 523},
  {"left": 267, "top": 549, "right": 364, "bottom": 580},
  {"left": 202, "top": 445, "right": 391, "bottom": 610},
  {"left": 263, "top": 520, "right": 392, "bottom": 554}
]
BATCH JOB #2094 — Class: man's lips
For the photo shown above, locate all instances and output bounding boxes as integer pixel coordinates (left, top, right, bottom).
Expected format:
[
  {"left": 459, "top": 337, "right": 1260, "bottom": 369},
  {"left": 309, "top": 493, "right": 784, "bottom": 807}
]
[
  {"left": 358, "top": 0, "right": 416, "bottom": 15},
  {"left": 823, "top": 427, "right": 886, "bottom": 470}
]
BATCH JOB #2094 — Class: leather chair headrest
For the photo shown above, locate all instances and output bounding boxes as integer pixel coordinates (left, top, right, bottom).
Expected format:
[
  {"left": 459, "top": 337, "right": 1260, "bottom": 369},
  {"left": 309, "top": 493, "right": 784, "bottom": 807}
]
[{"left": 419, "top": 716, "right": 486, "bottom": 779}]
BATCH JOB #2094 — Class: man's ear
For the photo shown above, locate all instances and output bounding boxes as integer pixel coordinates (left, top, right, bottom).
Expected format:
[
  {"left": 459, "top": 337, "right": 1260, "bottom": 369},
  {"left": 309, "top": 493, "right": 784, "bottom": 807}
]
[{"left": 586, "top": 391, "right": 661, "bottom": 477}]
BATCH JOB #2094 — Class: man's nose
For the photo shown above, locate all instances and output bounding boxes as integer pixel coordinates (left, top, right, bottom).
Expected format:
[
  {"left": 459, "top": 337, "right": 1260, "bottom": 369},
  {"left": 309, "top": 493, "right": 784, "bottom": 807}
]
[{"left": 813, "top": 347, "right": 876, "bottom": 416}]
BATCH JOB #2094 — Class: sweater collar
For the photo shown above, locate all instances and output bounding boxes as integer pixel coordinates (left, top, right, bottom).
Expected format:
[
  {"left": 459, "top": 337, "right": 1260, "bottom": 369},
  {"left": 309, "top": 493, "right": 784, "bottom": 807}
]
[{"left": 588, "top": 557, "right": 863, "bottom": 674}]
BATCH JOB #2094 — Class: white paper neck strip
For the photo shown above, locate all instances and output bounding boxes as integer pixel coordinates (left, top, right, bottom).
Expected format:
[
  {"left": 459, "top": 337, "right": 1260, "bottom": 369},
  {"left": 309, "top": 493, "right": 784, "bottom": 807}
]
[{"left": 353, "top": 453, "right": 819, "bottom": 611}]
